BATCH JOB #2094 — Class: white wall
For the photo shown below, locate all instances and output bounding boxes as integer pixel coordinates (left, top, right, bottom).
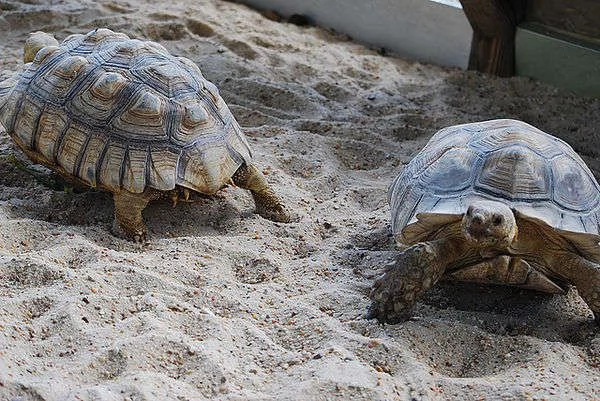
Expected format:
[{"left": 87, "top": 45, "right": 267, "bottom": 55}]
[{"left": 237, "top": 0, "right": 472, "bottom": 69}]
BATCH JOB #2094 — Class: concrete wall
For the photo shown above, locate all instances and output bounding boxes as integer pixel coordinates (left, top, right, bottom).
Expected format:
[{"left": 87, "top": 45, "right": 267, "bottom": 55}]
[
  {"left": 236, "top": 0, "right": 472, "bottom": 69},
  {"left": 516, "top": 24, "right": 600, "bottom": 97}
]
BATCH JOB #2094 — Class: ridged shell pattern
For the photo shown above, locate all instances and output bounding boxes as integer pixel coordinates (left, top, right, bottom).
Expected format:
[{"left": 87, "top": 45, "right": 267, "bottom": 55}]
[
  {"left": 0, "top": 28, "right": 252, "bottom": 194},
  {"left": 389, "top": 119, "right": 600, "bottom": 238}
]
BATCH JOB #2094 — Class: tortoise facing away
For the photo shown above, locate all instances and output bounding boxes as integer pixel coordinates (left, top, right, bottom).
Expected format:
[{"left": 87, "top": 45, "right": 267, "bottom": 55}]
[
  {"left": 369, "top": 119, "right": 600, "bottom": 324},
  {"left": 0, "top": 29, "right": 290, "bottom": 241}
]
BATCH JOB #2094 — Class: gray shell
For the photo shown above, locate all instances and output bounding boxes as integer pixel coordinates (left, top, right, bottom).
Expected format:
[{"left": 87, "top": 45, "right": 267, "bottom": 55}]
[
  {"left": 390, "top": 119, "right": 600, "bottom": 243},
  {"left": 0, "top": 28, "right": 251, "bottom": 194}
]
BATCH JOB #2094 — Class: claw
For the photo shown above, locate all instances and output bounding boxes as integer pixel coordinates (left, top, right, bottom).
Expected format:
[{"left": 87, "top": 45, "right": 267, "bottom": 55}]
[{"left": 171, "top": 192, "right": 178, "bottom": 207}]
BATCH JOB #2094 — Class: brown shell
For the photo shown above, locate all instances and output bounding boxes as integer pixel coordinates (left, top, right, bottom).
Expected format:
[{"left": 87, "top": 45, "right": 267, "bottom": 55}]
[
  {"left": 0, "top": 28, "right": 251, "bottom": 194},
  {"left": 389, "top": 119, "right": 600, "bottom": 243}
]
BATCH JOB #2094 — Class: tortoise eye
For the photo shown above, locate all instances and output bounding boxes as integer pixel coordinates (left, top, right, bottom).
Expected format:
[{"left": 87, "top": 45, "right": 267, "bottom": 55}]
[{"left": 492, "top": 215, "right": 503, "bottom": 226}]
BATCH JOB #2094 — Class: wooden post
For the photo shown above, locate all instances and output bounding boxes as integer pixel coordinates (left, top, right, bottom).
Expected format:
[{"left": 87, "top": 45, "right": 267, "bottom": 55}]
[{"left": 459, "top": 0, "right": 526, "bottom": 77}]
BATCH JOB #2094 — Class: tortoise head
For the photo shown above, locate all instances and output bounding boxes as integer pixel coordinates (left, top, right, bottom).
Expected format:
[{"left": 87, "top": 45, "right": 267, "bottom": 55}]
[
  {"left": 24, "top": 31, "right": 59, "bottom": 63},
  {"left": 461, "top": 200, "right": 517, "bottom": 250}
]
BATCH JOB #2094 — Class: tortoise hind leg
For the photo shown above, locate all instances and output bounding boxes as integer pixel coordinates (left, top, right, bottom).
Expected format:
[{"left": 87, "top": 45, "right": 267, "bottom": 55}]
[
  {"left": 232, "top": 163, "right": 290, "bottom": 223},
  {"left": 112, "top": 190, "right": 155, "bottom": 242},
  {"left": 447, "top": 256, "right": 565, "bottom": 294}
]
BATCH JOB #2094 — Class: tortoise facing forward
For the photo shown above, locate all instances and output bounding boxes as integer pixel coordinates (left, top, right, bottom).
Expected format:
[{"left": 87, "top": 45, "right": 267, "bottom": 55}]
[
  {"left": 369, "top": 119, "right": 600, "bottom": 323},
  {"left": 0, "top": 29, "right": 289, "bottom": 240}
]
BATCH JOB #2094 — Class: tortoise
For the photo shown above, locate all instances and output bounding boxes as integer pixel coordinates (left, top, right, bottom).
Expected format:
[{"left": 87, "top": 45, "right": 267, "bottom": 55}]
[
  {"left": 369, "top": 119, "right": 600, "bottom": 324},
  {"left": 0, "top": 29, "right": 290, "bottom": 241}
]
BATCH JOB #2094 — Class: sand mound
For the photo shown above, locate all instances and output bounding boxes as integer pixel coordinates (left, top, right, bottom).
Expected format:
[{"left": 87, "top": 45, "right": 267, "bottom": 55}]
[{"left": 1, "top": 0, "right": 599, "bottom": 399}]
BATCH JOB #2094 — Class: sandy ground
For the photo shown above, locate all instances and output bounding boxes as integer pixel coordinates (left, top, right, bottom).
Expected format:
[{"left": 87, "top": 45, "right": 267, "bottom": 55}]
[{"left": 1, "top": 0, "right": 600, "bottom": 400}]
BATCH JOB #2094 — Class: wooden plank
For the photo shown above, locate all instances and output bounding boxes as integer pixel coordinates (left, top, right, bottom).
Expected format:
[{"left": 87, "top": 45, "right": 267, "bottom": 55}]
[{"left": 459, "top": 0, "right": 526, "bottom": 76}]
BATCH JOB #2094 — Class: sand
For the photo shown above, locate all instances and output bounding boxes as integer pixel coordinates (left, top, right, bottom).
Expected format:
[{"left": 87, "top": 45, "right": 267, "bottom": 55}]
[{"left": 1, "top": 0, "right": 600, "bottom": 400}]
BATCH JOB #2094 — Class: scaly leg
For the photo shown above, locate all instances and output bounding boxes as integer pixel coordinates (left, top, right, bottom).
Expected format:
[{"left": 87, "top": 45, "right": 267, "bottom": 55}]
[
  {"left": 369, "top": 237, "right": 472, "bottom": 323},
  {"left": 232, "top": 163, "right": 290, "bottom": 223},
  {"left": 447, "top": 256, "right": 565, "bottom": 294},
  {"left": 112, "top": 190, "right": 154, "bottom": 242},
  {"left": 511, "top": 213, "right": 600, "bottom": 324}
]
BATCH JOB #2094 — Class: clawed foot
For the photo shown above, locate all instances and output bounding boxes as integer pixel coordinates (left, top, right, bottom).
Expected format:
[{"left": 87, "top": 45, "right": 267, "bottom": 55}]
[
  {"left": 368, "top": 242, "right": 441, "bottom": 323},
  {"left": 367, "top": 261, "right": 418, "bottom": 324},
  {"left": 111, "top": 220, "right": 147, "bottom": 243},
  {"left": 231, "top": 163, "right": 291, "bottom": 224},
  {"left": 256, "top": 202, "right": 292, "bottom": 223}
]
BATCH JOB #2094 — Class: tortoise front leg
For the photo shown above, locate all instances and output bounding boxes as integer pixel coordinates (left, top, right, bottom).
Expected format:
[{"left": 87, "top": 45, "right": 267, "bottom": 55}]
[
  {"left": 368, "top": 237, "right": 471, "bottom": 323},
  {"left": 549, "top": 252, "right": 600, "bottom": 324},
  {"left": 232, "top": 163, "right": 290, "bottom": 223},
  {"left": 112, "top": 190, "right": 154, "bottom": 242}
]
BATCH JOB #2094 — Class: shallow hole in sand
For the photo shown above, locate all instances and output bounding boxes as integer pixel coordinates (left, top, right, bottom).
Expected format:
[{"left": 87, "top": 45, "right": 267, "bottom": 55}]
[
  {"left": 185, "top": 18, "right": 215, "bottom": 37},
  {"left": 20, "top": 295, "right": 55, "bottom": 319},
  {"left": 143, "top": 22, "right": 188, "bottom": 41},
  {"left": 279, "top": 155, "right": 324, "bottom": 179},
  {"left": 331, "top": 139, "right": 389, "bottom": 171},
  {"left": 1, "top": 257, "right": 65, "bottom": 287},
  {"left": 401, "top": 322, "right": 540, "bottom": 378},
  {"left": 220, "top": 38, "right": 259, "bottom": 60},
  {"left": 220, "top": 78, "right": 323, "bottom": 118},
  {"left": 234, "top": 257, "right": 280, "bottom": 284}
]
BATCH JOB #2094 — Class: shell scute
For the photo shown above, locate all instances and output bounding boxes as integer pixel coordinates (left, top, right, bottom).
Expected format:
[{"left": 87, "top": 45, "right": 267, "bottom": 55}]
[
  {"left": 121, "top": 146, "right": 148, "bottom": 193},
  {"left": 183, "top": 102, "right": 210, "bottom": 128},
  {"left": 91, "top": 71, "right": 128, "bottom": 99},
  {"left": 131, "top": 60, "right": 198, "bottom": 97},
  {"left": 418, "top": 147, "right": 479, "bottom": 194},
  {"left": 32, "top": 45, "right": 61, "bottom": 65},
  {"left": 33, "top": 54, "right": 90, "bottom": 102},
  {"left": 11, "top": 96, "right": 43, "bottom": 149},
  {"left": 77, "top": 134, "right": 106, "bottom": 187},
  {"left": 475, "top": 145, "right": 551, "bottom": 201},
  {"left": 177, "top": 56, "right": 204, "bottom": 79},
  {"left": 56, "top": 126, "right": 88, "bottom": 175},
  {"left": 97, "top": 40, "right": 142, "bottom": 68},
  {"left": 172, "top": 100, "right": 219, "bottom": 147},
  {"left": 99, "top": 141, "right": 126, "bottom": 191},
  {"left": 112, "top": 90, "right": 169, "bottom": 142},
  {"left": 144, "top": 41, "right": 170, "bottom": 56},
  {"left": 36, "top": 109, "right": 67, "bottom": 161},
  {"left": 551, "top": 154, "right": 600, "bottom": 211},
  {"left": 470, "top": 120, "right": 565, "bottom": 159},
  {"left": 86, "top": 28, "right": 129, "bottom": 45},
  {"left": 71, "top": 71, "right": 129, "bottom": 122},
  {"left": 203, "top": 80, "right": 230, "bottom": 120},
  {"left": 178, "top": 145, "right": 228, "bottom": 193},
  {"left": 147, "top": 147, "right": 179, "bottom": 190}
]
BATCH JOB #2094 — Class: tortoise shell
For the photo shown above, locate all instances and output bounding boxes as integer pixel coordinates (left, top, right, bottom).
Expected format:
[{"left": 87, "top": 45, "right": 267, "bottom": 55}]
[
  {"left": 389, "top": 119, "right": 600, "bottom": 243},
  {"left": 0, "top": 28, "right": 251, "bottom": 194}
]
